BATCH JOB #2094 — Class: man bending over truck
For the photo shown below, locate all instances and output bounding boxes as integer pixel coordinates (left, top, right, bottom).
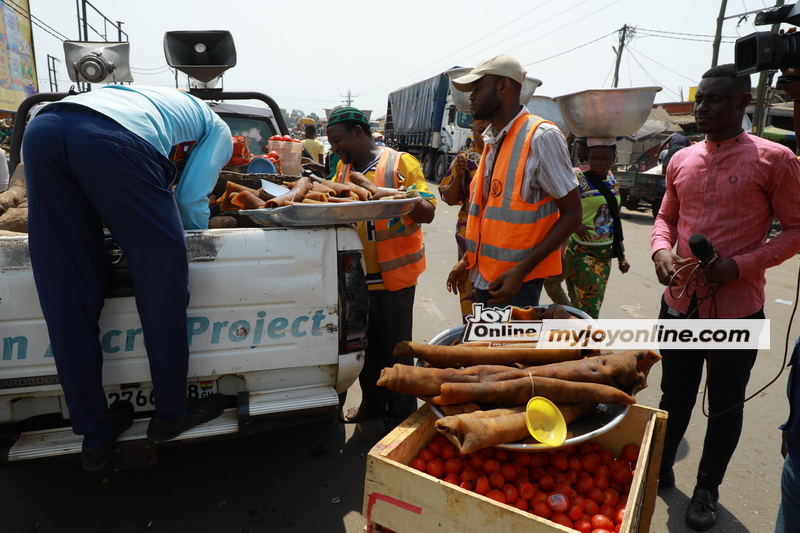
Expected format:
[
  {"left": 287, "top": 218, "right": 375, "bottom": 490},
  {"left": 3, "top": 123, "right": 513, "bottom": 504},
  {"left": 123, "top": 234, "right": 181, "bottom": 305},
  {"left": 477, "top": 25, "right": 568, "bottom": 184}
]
[
  {"left": 326, "top": 106, "right": 436, "bottom": 432},
  {"left": 22, "top": 85, "right": 232, "bottom": 472}
]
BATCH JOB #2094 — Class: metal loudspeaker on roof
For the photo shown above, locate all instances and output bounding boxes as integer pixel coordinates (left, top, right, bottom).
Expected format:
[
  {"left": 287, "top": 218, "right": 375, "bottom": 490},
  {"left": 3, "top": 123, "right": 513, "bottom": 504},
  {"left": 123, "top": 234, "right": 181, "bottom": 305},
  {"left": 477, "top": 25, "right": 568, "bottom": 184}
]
[
  {"left": 63, "top": 41, "right": 133, "bottom": 84},
  {"left": 164, "top": 30, "right": 237, "bottom": 89}
]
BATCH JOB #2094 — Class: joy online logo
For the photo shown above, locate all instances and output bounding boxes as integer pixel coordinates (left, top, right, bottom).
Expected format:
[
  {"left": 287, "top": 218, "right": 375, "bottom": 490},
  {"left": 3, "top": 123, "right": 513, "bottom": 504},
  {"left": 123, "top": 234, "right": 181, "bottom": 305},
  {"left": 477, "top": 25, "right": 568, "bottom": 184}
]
[{"left": 462, "top": 304, "right": 544, "bottom": 344}]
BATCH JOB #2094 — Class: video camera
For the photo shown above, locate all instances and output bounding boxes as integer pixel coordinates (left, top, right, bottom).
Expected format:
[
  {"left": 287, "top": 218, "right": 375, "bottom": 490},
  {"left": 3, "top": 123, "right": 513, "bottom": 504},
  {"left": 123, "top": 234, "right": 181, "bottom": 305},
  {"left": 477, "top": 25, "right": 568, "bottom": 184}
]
[{"left": 735, "top": 3, "right": 800, "bottom": 76}]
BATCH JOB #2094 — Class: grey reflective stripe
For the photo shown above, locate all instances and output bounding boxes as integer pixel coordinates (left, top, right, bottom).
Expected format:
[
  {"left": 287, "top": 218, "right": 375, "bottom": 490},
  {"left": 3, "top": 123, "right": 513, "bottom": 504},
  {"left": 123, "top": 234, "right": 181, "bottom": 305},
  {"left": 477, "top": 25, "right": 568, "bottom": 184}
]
[
  {"left": 465, "top": 238, "right": 477, "bottom": 253},
  {"left": 479, "top": 242, "right": 534, "bottom": 263},
  {"left": 467, "top": 202, "right": 481, "bottom": 217},
  {"left": 383, "top": 149, "right": 400, "bottom": 187},
  {"left": 484, "top": 201, "right": 558, "bottom": 223},
  {"left": 375, "top": 223, "right": 421, "bottom": 241},
  {"left": 380, "top": 245, "right": 426, "bottom": 272}
]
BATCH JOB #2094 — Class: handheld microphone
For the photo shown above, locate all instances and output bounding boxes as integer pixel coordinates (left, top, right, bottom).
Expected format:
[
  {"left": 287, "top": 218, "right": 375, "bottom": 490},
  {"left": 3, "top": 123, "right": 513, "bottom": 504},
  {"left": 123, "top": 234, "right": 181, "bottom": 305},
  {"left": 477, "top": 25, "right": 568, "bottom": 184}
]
[{"left": 689, "top": 233, "right": 720, "bottom": 266}]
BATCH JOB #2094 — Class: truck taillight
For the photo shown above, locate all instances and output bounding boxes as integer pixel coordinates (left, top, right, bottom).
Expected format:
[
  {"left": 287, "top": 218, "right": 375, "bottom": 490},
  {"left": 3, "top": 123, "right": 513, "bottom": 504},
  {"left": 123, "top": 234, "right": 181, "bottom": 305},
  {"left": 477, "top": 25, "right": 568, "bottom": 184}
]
[{"left": 339, "top": 251, "right": 368, "bottom": 353}]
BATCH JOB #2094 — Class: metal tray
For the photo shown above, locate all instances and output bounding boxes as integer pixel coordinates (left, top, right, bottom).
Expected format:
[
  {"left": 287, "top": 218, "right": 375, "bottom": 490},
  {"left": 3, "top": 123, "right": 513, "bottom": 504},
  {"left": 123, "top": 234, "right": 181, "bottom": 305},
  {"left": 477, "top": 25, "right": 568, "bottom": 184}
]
[
  {"left": 239, "top": 197, "right": 423, "bottom": 227},
  {"left": 427, "top": 402, "right": 630, "bottom": 452}
]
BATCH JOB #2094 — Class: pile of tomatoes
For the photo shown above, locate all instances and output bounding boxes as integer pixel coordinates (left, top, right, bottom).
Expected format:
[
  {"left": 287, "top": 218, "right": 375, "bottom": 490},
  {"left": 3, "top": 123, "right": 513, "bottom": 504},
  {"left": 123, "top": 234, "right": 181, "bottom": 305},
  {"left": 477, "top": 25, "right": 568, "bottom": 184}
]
[
  {"left": 406, "top": 436, "right": 640, "bottom": 533},
  {"left": 268, "top": 134, "right": 301, "bottom": 144}
]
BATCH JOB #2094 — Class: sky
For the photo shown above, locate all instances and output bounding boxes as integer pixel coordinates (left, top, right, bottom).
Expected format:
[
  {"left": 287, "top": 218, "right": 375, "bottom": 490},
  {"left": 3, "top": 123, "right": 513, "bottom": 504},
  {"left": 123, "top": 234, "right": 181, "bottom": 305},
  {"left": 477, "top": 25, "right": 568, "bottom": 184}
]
[{"left": 26, "top": 0, "right": 778, "bottom": 119}]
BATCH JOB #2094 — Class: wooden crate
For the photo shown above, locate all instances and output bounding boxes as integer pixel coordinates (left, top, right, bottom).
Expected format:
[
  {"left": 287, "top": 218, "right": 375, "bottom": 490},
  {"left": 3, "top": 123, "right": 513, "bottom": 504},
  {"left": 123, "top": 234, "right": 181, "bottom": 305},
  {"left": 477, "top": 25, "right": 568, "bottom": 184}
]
[{"left": 363, "top": 404, "right": 667, "bottom": 533}]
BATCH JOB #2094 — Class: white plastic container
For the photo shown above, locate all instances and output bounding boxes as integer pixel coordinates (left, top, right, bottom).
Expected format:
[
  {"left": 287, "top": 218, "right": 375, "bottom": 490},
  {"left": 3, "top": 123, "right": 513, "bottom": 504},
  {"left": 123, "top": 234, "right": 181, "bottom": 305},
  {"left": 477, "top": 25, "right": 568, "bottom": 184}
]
[{"left": 267, "top": 140, "right": 303, "bottom": 176}]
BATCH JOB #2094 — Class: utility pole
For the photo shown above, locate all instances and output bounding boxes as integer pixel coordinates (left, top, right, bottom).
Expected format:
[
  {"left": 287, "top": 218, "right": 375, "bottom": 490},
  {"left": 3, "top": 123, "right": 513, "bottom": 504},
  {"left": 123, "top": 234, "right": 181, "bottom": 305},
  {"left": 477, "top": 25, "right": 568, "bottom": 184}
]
[
  {"left": 47, "top": 55, "right": 60, "bottom": 92},
  {"left": 711, "top": 0, "right": 729, "bottom": 67},
  {"left": 341, "top": 89, "right": 358, "bottom": 106},
  {"left": 612, "top": 25, "right": 629, "bottom": 88}
]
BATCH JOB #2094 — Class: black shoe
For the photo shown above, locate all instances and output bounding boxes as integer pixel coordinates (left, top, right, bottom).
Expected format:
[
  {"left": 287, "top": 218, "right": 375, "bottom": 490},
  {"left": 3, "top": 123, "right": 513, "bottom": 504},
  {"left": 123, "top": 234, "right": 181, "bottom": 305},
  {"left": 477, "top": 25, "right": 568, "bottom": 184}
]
[
  {"left": 686, "top": 485, "right": 719, "bottom": 531},
  {"left": 82, "top": 401, "right": 134, "bottom": 472},
  {"left": 658, "top": 467, "right": 675, "bottom": 489},
  {"left": 147, "top": 393, "right": 226, "bottom": 442}
]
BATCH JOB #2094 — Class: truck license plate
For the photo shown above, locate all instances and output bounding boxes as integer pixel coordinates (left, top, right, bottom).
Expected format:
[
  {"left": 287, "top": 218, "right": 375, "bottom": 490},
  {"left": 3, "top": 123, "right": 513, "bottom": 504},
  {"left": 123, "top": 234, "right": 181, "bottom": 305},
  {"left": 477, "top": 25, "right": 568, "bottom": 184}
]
[{"left": 104, "top": 381, "right": 217, "bottom": 413}]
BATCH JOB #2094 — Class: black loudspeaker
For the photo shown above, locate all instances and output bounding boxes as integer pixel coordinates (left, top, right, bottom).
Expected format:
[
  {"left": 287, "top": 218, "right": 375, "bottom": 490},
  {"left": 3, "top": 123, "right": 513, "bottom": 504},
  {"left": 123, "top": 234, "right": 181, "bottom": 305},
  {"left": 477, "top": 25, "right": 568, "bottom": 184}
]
[{"left": 163, "top": 31, "right": 237, "bottom": 83}]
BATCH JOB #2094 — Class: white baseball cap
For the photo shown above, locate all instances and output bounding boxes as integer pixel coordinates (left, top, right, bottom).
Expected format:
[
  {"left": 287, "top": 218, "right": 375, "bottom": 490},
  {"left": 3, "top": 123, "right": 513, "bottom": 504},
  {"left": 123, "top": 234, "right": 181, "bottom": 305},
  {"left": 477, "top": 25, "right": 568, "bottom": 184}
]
[{"left": 451, "top": 54, "right": 527, "bottom": 92}]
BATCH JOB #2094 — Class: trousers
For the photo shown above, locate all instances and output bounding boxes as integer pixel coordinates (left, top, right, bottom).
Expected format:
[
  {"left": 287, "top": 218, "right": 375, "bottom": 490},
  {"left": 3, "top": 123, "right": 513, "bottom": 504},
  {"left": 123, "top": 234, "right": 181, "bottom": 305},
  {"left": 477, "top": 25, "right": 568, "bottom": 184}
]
[
  {"left": 23, "top": 107, "right": 191, "bottom": 434},
  {"left": 657, "top": 296, "right": 762, "bottom": 489},
  {"left": 475, "top": 278, "right": 544, "bottom": 308}
]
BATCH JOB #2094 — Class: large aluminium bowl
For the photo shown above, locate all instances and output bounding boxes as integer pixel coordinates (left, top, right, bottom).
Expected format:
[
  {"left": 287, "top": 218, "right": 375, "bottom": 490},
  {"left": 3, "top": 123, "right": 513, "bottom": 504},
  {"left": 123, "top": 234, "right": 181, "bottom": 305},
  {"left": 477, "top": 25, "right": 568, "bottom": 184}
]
[
  {"left": 553, "top": 86, "right": 662, "bottom": 138},
  {"left": 446, "top": 67, "right": 542, "bottom": 113},
  {"left": 527, "top": 95, "right": 570, "bottom": 136}
]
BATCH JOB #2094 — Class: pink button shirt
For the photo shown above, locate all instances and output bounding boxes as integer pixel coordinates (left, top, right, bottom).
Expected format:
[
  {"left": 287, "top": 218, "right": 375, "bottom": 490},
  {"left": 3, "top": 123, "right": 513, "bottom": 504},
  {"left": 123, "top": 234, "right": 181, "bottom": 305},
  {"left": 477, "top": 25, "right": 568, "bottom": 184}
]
[{"left": 651, "top": 131, "right": 800, "bottom": 318}]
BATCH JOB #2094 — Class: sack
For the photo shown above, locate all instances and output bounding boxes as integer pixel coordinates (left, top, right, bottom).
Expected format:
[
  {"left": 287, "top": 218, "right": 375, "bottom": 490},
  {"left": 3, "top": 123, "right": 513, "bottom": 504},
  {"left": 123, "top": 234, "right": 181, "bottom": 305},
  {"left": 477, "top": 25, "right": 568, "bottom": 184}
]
[{"left": 226, "top": 136, "right": 254, "bottom": 167}]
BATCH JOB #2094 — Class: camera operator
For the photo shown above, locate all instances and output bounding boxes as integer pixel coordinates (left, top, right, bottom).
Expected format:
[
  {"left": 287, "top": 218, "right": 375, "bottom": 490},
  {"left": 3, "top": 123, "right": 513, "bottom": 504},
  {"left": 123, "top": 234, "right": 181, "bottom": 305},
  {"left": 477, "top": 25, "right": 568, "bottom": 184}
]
[
  {"left": 773, "top": 63, "right": 800, "bottom": 533},
  {"left": 651, "top": 64, "right": 800, "bottom": 531}
]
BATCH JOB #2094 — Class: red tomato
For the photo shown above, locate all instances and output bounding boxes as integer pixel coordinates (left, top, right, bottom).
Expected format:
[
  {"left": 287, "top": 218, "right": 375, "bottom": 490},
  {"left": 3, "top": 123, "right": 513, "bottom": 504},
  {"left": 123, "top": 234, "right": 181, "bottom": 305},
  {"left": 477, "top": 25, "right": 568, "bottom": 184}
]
[
  {"left": 615, "top": 507, "right": 626, "bottom": 525},
  {"left": 550, "top": 512, "right": 573, "bottom": 528},
  {"left": 515, "top": 451, "right": 531, "bottom": 467},
  {"left": 594, "top": 474, "right": 610, "bottom": 490},
  {"left": 569, "top": 456, "right": 583, "bottom": 472},
  {"left": 595, "top": 465, "right": 611, "bottom": 479},
  {"left": 418, "top": 449, "right": 434, "bottom": 463},
  {"left": 532, "top": 500, "right": 552, "bottom": 519},
  {"left": 581, "top": 452, "right": 601, "bottom": 473},
  {"left": 501, "top": 483, "right": 519, "bottom": 504},
  {"left": 598, "top": 448, "right": 614, "bottom": 465},
  {"left": 433, "top": 434, "right": 450, "bottom": 447},
  {"left": 599, "top": 503, "right": 617, "bottom": 520},
  {"left": 603, "top": 488, "right": 620, "bottom": 508},
  {"left": 584, "top": 498, "right": 600, "bottom": 517},
  {"left": 443, "top": 473, "right": 460, "bottom": 485},
  {"left": 475, "top": 476, "right": 489, "bottom": 495},
  {"left": 573, "top": 518, "right": 592, "bottom": 533},
  {"left": 514, "top": 498, "right": 529, "bottom": 512},
  {"left": 537, "top": 473, "right": 555, "bottom": 492},
  {"left": 409, "top": 457, "right": 426, "bottom": 472},
  {"left": 269, "top": 135, "right": 282, "bottom": 141},
  {"left": 551, "top": 452, "right": 569, "bottom": 471},
  {"left": 568, "top": 502, "right": 585, "bottom": 521},
  {"left": 500, "top": 463, "right": 517, "bottom": 482},
  {"left": 575, "top": 475, "right": 595, "bottom": 494},
  {"left": 489, "top": 471, "right": 505, "bottom": 489},
  {"left": 281, "top": 135, "right": 294, "bottom": 142},
  {"left": 591, "top": 513, "right": 616, "bottom": 530},
  {"left": 611, "top": 467, "right": 633, "bottom": 485},
  {"left": 427, "top": 441, "right": 443, "bottom": 457},
  {"left": 444, "top": 458, "right": 463, "bottom": 476},
  {"left": 586, "top": 487, "right": 605, "bottom": 504},
  {"left": 621, "top": 443, "right": 639, "bottom": 465},
  {"left": 459, "top": 467, "right": 478, "bottom": 484},
  {"left": 459, "top": 481, "right": 472, "bottom": 491},
  {"left": 440, "top": 444, "right": 457, "bottom": 460},
  {"left": 482, "top": 458, "right": 501, "bottom": 475},
  {"left": 469, "top": 453, "right": 485, "bottom": 471},
  {"left": 493, "top": 449, "right": 509, "bottom": 463},
  {"left": 426, "top": 459, "right": 445, "bottom": 478},
  {"left": 266, "top": 151, "right": 281, "bottom": 160},
  {"left": 485, "top": 489, "right": 507, "bottom": 505},
  {"left": 518, "top": 482, "right": 536, "bottom": 500}
]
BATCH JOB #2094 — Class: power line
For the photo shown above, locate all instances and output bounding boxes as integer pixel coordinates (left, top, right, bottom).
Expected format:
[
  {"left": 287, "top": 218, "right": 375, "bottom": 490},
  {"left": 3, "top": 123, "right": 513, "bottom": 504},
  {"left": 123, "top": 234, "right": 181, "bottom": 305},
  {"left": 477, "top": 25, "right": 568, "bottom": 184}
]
[
  {"left": 636, "top": 30, "right": 737, "bottom": 44},
  {"left": 3, "top": 0, "right": 70, "bottom": 42},
  {"left": 526, "top": 30, "right": 617, "bottom": 65},
  {"left": 628, "top": 46, "right": 698, "bottom": 84},
  {"left": 637, "top": 27, "right": 739, "bottom": 39},
  {"left": 626, "top": 48, "right": 683, "bottom": 100},
  {"left": 360, "top": 0, "right": 587, "bottom": 94}
]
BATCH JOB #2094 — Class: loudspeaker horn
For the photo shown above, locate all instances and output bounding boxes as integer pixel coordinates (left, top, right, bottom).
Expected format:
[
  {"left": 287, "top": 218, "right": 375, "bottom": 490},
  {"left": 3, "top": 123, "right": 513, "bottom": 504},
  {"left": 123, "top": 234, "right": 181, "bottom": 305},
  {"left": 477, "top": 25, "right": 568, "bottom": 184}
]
[{"left": 164, "top": 31, "right": 237, "bottom": 84}]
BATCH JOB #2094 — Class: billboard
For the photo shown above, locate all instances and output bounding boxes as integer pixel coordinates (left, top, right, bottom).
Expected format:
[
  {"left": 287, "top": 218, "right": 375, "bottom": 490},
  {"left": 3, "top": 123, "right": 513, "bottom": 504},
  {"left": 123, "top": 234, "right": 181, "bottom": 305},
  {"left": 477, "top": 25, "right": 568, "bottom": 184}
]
[{"left": 0, "top": 0, "right": 37, "bottom": 113}]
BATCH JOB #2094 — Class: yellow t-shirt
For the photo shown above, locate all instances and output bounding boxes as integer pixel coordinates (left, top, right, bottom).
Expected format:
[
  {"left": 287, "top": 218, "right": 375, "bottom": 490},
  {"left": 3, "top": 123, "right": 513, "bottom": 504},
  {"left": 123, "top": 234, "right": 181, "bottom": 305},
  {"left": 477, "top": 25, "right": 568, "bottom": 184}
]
[
  {"left": 301, "top": 138, "right": 325, "bottom": 163},
  {"left": 334, "top": 150, "right": 435, "bottom": 291}
]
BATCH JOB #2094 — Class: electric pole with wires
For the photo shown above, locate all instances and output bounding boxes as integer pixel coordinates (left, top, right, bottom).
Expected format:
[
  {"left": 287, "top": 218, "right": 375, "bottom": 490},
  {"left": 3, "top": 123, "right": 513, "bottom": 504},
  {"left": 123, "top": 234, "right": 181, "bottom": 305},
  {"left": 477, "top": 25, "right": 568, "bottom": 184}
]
[{"left": 612, "top": 25, "right": 635, "bottom": 88}]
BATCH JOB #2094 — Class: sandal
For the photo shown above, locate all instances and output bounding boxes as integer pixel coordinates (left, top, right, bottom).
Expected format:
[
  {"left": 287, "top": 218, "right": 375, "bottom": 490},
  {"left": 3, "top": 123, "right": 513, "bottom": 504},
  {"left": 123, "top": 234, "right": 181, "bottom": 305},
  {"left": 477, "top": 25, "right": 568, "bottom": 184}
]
[{"left": 341, "top": 406, "right": 380, "bottom": 423}]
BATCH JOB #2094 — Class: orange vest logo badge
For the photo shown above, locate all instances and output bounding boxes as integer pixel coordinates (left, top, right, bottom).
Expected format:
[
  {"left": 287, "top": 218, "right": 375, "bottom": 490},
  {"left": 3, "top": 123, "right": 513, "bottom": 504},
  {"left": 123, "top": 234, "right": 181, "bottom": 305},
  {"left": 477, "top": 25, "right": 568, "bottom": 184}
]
[{"left": 490, "top": 179, "right": 503, "bottom": 198}]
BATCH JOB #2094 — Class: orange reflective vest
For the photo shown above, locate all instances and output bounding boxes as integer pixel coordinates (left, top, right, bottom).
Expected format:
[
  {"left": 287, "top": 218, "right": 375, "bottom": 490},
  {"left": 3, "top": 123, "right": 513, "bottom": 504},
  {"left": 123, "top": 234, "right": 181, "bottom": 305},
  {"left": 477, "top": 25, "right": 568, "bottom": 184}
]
[
  {"left": 464, "top": 114, "right": 561, "bottom": 283},
  {"left": 337, "top": 148, "right": 426, "bottom": 291}
]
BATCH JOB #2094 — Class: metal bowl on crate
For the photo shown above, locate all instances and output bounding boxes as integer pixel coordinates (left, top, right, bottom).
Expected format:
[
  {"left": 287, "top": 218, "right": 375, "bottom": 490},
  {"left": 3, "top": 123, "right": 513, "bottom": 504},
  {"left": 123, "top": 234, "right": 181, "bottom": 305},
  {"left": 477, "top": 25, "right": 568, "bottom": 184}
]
[
  {"left": 423, "top": 304, "right": 629, "bottom": 451},
  {"left": 553, "top": 86, "right": 662, "bottom": 138},
  {"left": 445, "top": 67, "right": 542, "bottom": 114}
]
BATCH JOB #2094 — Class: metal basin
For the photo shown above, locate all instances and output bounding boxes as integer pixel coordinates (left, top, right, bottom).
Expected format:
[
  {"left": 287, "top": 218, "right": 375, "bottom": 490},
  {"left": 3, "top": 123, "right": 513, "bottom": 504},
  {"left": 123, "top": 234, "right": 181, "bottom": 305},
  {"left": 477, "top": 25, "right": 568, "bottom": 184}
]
[
  {"left": 554, "top": 87, "right": 662, "bottom": 137},
  {"left": 446, "top": 67, "right": 542, "bottom": 113},
  {"left": 527, "top": 95, "right": 570, "bottom": 136}
]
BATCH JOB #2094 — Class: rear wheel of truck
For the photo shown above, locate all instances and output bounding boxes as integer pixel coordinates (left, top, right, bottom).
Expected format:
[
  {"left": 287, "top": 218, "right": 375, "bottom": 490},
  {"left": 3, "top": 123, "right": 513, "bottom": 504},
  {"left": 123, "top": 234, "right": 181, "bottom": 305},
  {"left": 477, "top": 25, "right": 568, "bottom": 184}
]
[
  {"left": 422, "top": 153, "right": 436, "bottom": 182},
  {"left": 434, "top": 154, "right": 448, "bottom": 183}
]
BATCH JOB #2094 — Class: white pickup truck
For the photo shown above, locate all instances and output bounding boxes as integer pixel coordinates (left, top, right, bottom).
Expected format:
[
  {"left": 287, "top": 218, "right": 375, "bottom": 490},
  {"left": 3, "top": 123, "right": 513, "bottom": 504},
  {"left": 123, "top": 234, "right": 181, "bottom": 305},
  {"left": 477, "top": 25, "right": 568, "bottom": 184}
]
[{"left": 0, "top": 88, "right": 368, "bottom": 467}]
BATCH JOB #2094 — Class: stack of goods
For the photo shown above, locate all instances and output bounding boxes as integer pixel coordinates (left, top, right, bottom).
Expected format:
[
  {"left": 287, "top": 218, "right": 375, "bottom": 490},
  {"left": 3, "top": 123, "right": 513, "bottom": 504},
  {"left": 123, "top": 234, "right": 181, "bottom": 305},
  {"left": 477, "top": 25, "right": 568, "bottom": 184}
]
[
  {"left": 379, "top": 305, "right": 661, "bottom": 453},
  {"left": 0, "top": 163, "right": 27, "bottom": 235}
]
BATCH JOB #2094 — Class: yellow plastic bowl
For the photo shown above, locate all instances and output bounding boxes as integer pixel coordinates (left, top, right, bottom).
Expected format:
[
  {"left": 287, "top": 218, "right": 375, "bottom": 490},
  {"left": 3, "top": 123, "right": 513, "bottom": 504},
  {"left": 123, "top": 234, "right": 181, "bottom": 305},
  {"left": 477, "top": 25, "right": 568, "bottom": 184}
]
[{"left": 525, "top": 397, "right": 567, "bottom": 447}]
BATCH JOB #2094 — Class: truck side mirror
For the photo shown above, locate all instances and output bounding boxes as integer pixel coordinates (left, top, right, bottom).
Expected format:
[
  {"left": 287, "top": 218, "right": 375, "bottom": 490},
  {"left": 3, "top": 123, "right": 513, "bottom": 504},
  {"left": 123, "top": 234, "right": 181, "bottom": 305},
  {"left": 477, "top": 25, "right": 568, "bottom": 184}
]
[{"left": 448, "top": 106, "right": 456, "bottom": 124}]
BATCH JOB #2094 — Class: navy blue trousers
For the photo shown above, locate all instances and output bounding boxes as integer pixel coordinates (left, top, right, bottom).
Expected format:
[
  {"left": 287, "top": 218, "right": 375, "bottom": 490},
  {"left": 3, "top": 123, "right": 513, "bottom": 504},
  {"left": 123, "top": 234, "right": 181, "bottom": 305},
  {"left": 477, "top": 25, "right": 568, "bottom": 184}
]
[{"left": 23, "top": 107, "right": 191, "bottom": 435}]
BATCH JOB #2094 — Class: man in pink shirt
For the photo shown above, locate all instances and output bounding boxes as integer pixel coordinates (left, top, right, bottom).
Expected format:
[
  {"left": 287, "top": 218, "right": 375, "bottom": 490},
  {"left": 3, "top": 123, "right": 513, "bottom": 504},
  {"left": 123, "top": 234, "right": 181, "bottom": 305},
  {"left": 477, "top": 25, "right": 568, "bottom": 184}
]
[{"left": 651, "top": 64, "right": 800, "bottom": 531}]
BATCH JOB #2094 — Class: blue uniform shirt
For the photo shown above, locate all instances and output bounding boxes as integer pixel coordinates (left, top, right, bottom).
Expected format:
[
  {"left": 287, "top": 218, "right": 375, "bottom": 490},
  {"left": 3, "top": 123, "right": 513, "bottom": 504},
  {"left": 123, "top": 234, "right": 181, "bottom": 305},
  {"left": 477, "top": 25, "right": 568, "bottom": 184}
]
[{"left": 45, "top": 85, "right": 232, "bottom": 229}]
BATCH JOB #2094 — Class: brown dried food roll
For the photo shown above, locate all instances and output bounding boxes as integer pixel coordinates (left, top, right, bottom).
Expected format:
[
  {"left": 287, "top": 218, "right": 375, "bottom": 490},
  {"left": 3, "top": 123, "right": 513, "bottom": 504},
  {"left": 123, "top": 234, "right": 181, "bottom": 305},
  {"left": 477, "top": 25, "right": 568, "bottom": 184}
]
[
  {"left": 311, "top": 182, "right": 337, "bottom": 195},
  {"left": 376, "top": 363, "right": 518, "bottom": 396},
  {"left": 348, "top": 171, "right": 378, "bottom": 195},
  {"left": 393, "top": 340, "right": 583, "bottom": 368},
  {"left": 304, "top": 190, "right": 330, "bottom": 202},
  {"left": 264, "top": 176, "right": 313, "bottom": 207},
  {"left": 345, "top": 182, "right": 373, "bottom": 201},
  {"left": 230, "top": 190, "right": 267, "bottom": 209},
  {"left": 317, "top": 180, "right": 352, "bottom": 197},
  {"left": 432, "top": 376, "right": 636, "bottom": 406}
]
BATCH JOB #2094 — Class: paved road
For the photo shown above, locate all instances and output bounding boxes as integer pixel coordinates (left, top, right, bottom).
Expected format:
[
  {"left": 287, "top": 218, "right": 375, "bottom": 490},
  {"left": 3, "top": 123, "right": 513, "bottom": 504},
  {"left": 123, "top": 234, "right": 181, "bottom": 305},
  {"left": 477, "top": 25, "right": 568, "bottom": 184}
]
[{"left": 2, "top": 188, "right": 797, "bottom": 533}]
